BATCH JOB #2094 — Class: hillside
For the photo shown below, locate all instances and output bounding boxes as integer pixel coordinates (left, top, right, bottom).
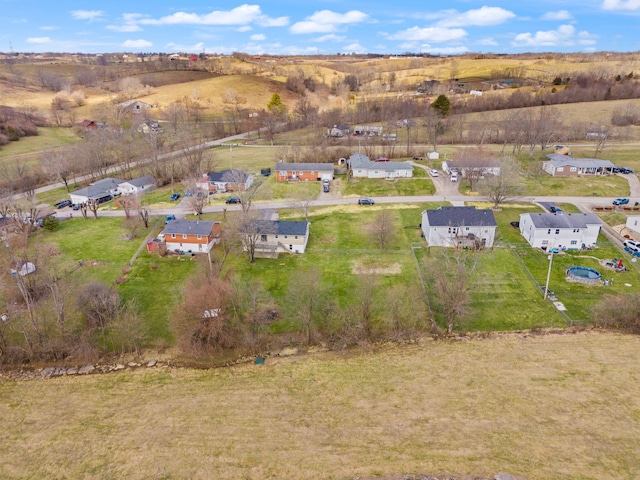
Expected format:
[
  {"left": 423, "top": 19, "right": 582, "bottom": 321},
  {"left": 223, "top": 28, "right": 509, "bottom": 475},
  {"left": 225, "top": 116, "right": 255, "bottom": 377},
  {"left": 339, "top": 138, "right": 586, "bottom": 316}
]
[{"left": 1, "top": 331, "right": 639, "bottom": 480}]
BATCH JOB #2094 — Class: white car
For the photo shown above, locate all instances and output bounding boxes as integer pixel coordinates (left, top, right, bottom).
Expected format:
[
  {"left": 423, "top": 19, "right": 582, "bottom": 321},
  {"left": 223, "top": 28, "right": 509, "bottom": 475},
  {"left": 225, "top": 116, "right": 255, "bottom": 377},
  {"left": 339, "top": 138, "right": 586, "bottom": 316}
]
[
  {"left": 429, "top": 169, "right": 439, "bottom": 177},
  {"left": 450, "top": 173, "right": 459, "bottom": 182},
  {"left": 623, "top": 239, "right": 640, "bottom": 249}
]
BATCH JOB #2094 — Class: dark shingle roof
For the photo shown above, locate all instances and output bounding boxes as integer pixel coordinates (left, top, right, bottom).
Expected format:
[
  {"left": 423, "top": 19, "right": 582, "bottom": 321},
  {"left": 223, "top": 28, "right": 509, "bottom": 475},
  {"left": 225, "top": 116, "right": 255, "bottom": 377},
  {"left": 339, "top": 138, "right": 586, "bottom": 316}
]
[
  {"left": 162, "top": 220, "right": 216, "bottom": 236},
  {"left": 245, "top": 220, "right": 309, "bottom": 236},
  {"left": 73, "top": 177, "right": 124, "bottom": 200},
  {"left": 423, "top": 206, "right": 497, "bottom": 227},
  {"left": 207, "top": 169, "right": 250, "bottom": 183},
  {"left": 126, "top": 175, "right": 156, "bottom": 187},
  {"left": 545, "top": 154, "right": 615, "bottom": 168},
  {"left": 525, "top": 212, "right": 602, "bottom": 229}
]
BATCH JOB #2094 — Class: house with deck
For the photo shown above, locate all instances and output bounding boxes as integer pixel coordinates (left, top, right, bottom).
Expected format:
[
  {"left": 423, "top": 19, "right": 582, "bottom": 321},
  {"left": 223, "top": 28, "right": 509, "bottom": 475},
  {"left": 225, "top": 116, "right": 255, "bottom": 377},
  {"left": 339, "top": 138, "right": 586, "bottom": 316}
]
[
  {"left": 154, "top": 219, "right": 221, "bottom": 254},
  {"left": 519, "top": 212, "right": 602, "bottom": 250},
  {"left": 242, "top": 220, "right": 310, "bottom": 258},
  {"left": 421, "top": 206, "right": 497, "bottom": 248}
]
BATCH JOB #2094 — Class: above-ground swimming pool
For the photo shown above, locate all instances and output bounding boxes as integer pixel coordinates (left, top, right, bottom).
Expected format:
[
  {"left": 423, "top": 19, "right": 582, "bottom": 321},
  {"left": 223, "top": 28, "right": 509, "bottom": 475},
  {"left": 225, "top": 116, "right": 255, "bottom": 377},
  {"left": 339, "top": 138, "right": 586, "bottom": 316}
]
[{"left": 566, "top": 266, "right": 602, "bottom": 284}]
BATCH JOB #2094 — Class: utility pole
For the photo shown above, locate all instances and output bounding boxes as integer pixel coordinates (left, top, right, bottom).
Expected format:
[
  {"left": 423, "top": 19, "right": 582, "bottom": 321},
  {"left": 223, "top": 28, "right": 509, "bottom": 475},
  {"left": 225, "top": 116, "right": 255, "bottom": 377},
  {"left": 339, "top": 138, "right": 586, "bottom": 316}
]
[{"left": 544, "top": 245, "right": 554, "bottom": 300}]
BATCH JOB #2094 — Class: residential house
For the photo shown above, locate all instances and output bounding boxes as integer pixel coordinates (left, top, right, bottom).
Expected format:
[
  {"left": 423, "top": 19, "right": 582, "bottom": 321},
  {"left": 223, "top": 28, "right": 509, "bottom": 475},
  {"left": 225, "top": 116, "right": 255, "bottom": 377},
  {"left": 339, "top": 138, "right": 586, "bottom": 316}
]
[
  {"left": 156, "top": 219, "right": 221, "bottom": 254},
  {"left": 625, "top": 215, "right": 640, "bottom": 236},
  {"left": 421, "top": 206, "right": 497, "bottom": 248},
  {"left": 353, "top": 125, "right": 383, "bottom": 136},
  {"left": 69, "top": 177, "right": 123, "bottom": 205},
  {"left": 79, "top": 119, "right": 103, "bottom": 130},
  {"left": 442, "top": 158, "right": 501, "bottom": 177},
  {"left": 117, "top": 175, "right": 157, "bottom": 196},
  {"left": 347, "top": 153, "right": 413, "bottom": 179},
  {"left": 196, "top": 169, "right": 254, "bottom": 194},
  {"left": 542, "top": 154, "right": 615, "bottom": 176},
  {"left": 519, "top": 212, "right": 602, "bottom": 250},
  {"left": 243, "top": 220, "right": 310, "bottom": 258},
  {"left": 327, "top": 125, "right": 350, "bottom": 138},
  {"left": 275, "top": 163, "right": 334, "bottom": 182},
  {"left": 137, "top": 120, "right": 164, "bottom": 134},
  {"left": 427, "top": 151, "right": 440, "bottom": 160}
]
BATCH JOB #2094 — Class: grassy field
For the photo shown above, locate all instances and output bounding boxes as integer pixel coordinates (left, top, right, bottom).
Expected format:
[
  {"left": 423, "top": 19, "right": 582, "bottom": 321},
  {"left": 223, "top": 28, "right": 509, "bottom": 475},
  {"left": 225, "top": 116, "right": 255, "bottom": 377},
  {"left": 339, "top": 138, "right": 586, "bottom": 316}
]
[{"left": 1, "top": 332, "right": 639, "bottom": 480}]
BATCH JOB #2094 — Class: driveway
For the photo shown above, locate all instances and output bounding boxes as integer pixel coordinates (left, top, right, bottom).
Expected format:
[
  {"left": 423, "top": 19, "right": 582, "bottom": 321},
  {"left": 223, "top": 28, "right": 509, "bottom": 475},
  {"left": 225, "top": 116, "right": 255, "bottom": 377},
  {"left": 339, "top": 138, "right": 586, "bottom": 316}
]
[{"left": 410, "top": 161, "right": 461, "bottom": 200}]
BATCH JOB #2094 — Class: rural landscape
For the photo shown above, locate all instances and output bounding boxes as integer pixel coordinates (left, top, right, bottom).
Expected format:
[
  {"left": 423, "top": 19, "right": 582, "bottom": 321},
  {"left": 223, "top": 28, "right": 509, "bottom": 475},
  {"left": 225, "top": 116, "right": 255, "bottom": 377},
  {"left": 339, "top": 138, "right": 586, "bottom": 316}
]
[{"left": 1, "top": 50, "right": 640, "bottom": 479}]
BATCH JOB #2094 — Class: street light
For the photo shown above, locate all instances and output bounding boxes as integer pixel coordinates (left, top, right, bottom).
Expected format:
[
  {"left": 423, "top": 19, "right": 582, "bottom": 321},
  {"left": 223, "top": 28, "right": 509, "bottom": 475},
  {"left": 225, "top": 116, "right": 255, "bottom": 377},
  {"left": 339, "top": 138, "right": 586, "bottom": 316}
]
[{"left": 544, "top": 244, "right": 554, "bottom": 300}]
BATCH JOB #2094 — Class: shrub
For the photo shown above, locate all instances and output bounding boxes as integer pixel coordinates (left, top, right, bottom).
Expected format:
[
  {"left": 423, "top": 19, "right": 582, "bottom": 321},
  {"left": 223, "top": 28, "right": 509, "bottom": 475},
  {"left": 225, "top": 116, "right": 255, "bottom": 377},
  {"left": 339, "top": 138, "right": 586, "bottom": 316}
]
[{"left": 593, "top": 293, "right": 640, "bottom": 334}]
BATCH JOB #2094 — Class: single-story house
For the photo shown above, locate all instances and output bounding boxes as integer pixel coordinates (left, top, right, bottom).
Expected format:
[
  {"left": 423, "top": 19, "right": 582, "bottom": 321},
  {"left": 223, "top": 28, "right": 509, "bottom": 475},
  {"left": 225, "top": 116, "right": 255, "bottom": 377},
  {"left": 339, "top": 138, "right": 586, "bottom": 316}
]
[
  {"left": 542, "top": 154, "right": 615, "bottom": 176},
  {"left": 353, "top": 125, "right": 383, "bottom": 136},
  {"left": 137, "top": 120, "right": 164, "bottom": 134},
  {"left": 69, "top": 177, "right": 124, "bottom": 205},
  {"left": 327, "top": 125, "right": 350, "bottom": 137},
  {"left": 421, "top": 206, "right": 497, "bottom": 248},
  {"left": 275, "top": 163, "right": 334, "bottom": 182},
  {"left": 347, "top": 153, "right": 413, "bottom": 179},
  {"left": 117, "top": 175, "right": 157, "bottom": 196},
  {"left": 196, "top": 169, "right": 254, "bottom": 194},
  {"left": 156, "top": 219, "right": 221, "bottom": 254},
  {"left": 519, "top": 212, "right": 602, "bottom": 250},
  {"left": 626, "top": 215, "right": 640, "bottom": 235},
  {"left": 442, "top": 158, "right": 501, "bottom": 177},
  {"left": 243, "top": 220, "right": 310, "bottom": 257}
]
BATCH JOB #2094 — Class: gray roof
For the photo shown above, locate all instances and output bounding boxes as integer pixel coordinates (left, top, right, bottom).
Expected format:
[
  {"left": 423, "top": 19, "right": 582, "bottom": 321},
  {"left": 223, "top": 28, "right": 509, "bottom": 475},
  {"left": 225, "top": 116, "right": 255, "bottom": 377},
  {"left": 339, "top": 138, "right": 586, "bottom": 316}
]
[
  {"left": 126, "top": 175, "right": 156, "bottom": 187},
  {"left": 545, "top": 154, "right": 615, "bottom": 168},
  {"left": 207, "top": 169, "right": 250, "bottom": 183},
  {"left": 524, "top": 212, "right": 602, "bottom": 229},
  {"left": 348, "top": 153, "right": 412, "bottom": 172},
  {"left": 162, "top": 219, "right": 217, "bottom": 236},
  {"left": 446, "top": 158, "right": 500, "bottom": 168},
  {"left": 275, "top": 163, "right": 334, "bottom": 172},
  {"left": 73, "top": 177, "right": 124, "bottom": 200},
  {"left": 245, "top": 220, "right": 309, "bottom": 236},
  {"left": 423, "top": 206, "right": 497, "bottom": 227}
]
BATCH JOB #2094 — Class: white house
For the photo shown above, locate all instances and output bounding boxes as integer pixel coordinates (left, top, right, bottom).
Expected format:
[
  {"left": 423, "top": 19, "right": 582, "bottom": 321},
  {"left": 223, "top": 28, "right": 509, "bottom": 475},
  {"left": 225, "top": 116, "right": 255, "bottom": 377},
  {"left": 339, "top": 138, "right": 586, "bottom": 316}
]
[
  {"left": 421, "top": 206, "right": 497, "bottom": 248},
  {"left": 242, "top": 220, "right": 310, "bottom": 257},
  {"left": 347, "top": 153, "right": 413, "bottom": 179},
  {"left": 196, "top": 169, "right": 254, "bottom": 194},
  {"left": 69, "top": 177, "right": 123, "bottom": 205},
  {"left": 442, "top": 158, "right": 501, "bottom": 177},
  {"left": 626, "top": 215, "right": 640, "bottom": 235},
  {"left": 519, "top": 212, "right": 602, "bottom": 250},
  {"left": 427, "top": 151, "right": 440, "bottom": 160},
  {"left": 117, "top": 175, "right": 157, "bottom": 196}
]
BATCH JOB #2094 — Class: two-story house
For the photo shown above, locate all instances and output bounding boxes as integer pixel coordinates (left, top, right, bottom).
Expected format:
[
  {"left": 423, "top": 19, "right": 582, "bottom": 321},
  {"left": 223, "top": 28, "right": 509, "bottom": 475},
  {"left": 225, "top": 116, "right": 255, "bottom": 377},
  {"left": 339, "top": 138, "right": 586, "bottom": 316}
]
[
  {"left": 156, "top": 219, "right": 221, "bottom": 254},
  {"left": 243, "top": 220, "right": 310, "bottom": 257},
  {"left": 421, "top": 206, "right": 497, "bottom": 248},
  {"left": 519, "top": 212, "right": 602, "bottom": 250}
]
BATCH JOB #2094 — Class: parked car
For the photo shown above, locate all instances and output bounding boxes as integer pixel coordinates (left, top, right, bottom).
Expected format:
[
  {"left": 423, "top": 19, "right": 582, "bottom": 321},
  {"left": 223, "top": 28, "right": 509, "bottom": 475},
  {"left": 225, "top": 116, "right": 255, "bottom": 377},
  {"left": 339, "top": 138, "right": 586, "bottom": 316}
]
[
  {"left": 613, "top": 197, "right": 630, "bottom": 205},
  {"left": 450, "top": 173, "right": 458, "bottom": 182},
  {"left": 323, "top": 183, "right": 330, "bottom": 193},
  {"left": 185, "top": 189, "right": 193, "bottom": 197},
  {"left": 225, "top": 196, "right": 241, "bottom": 204},
  {"left": 72, "top": 204, "right": 80, "bottom": 211},
  {"left": 618, "top": 167, "right": 635, "bottom": 174},
  {"left": 165, "top": 214, "right": 176, "bottom": 223},
  {"left": 624, "top": 239, "right": 640, "bottom": 249},
  {"left": 170, "top": 193, "right": 181, "bottom": 201},
  {"left": 429, "top": 169, "right": 439, "bottom": 177},
  {"left": 54, "top": 199, "right": 72, "bottom": 209},
  {"left": 549, "top": 205, "right": 562, "bottom": 213},
  {"left": 358, "top": 198, "right": 374, "bottom": 205}
]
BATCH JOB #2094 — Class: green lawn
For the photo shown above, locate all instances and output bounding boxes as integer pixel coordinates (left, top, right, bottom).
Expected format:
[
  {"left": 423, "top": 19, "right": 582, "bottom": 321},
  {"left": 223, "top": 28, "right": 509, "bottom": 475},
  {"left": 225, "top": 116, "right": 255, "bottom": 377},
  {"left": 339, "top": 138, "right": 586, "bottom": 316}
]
[
  {"left": 0, "top": 127, "right": 80, "bottom": 159},
  {"left": 522, "top": 173, "right": 629, "bottom": 197},
  {"left": 342, "top": 177, "right": 435, "bottom": 197}
]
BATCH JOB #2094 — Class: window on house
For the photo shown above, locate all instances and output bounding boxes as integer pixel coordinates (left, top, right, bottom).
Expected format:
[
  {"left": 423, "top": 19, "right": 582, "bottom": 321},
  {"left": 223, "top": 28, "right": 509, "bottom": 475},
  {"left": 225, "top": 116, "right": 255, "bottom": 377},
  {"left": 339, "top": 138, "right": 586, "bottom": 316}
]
[
  {"left": 571, "top": 240, "right": 578, "bottom": 245},
  {"left": 197, "top": 235, "right": 202, "bottom": 240},
  {"left": 557, "top": 167, "right": 564, "bottom": 172},
  {"left": 183, "top": 234, "right": 187, "bottom": 239},
  {"left": 555, "top": 229, "right": 560, "bottom": 234},
  {"left": 261, "top": 234, "right": 267, "bottom": 241},
  {"left": 466, "top": 227, "right": 470, "bottom": 231},
  {"left": 548, "top": 229, "right": 551, "bottom": 234},
  {"left": 279, "top": 171, "right": 286, "bottom": 176},
  {"left": 570, "top": 167, "right": 577, "bottom": 172},
  {"left": 275, "top": 234, "right": 278, "bottom": 238},
  {"left": 284, "top": 235, "right": 288, "bottom": 239},
  {"left": 295, "top": 235, "right": 298, "bottom": 239},
  {"left": 542, "top": 240, "right": 549, "bottom": 246},
  {"left": 171, "top": 234, "right": 176, "bottom": 239}
]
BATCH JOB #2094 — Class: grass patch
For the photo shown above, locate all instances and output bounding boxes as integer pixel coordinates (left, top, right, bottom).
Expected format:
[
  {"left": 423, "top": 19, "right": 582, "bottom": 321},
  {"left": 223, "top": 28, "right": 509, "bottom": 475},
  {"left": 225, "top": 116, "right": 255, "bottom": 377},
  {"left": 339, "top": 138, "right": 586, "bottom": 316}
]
[
  {"left": 2, "top": 333, "right": 639, "bottom": 479},
  {"left": 342, "top": 177, "right": 435, "bottom": 197},
  {"left": 0, "top": 127, "right": 80, "bottom": 160},
  {"left": 523, "top": 174, "right": 629, "bottom": 197}
]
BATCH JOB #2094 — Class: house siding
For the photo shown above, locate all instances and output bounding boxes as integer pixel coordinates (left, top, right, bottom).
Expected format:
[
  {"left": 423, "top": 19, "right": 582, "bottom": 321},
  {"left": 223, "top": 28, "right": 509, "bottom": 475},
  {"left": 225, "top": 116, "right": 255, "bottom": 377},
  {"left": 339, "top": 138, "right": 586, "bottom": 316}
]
[{"left": 519, "top": 213, "right": 601, "bottom": 249}]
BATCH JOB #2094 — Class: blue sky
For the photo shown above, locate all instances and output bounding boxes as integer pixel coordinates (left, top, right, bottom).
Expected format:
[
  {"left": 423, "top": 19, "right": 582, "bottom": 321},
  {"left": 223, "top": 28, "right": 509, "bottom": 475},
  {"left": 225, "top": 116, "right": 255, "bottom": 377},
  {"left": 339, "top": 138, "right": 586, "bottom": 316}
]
[{"left": 3, "top": 1, "right": 640, "bottom": 55}]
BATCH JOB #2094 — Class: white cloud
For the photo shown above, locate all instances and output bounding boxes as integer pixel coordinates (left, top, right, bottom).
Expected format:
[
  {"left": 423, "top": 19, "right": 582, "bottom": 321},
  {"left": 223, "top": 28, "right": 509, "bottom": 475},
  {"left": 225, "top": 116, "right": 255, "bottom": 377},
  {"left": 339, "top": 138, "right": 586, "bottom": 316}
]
[
  {"left": 389, "top": 26, "right": 467, "bottom": 43},
  {"left": 237, "top": 26, "right": 252, "bottom": 32},
  {"left": 290, "top": 10, "right": 368, "bottom": 34},
  {"left": 40, "top": 26, "right": 58, "bottom": 31},
  {"left": 423, "top": 45, "right": 469, "bottom": 55},
  {"left": 122, "top": 39, "right": 153, "bottom": 49},
  {"left": 436, "top": 6, "right": 516, "bottom": 27},
  {"left": 165, "top": 42, "right": 205, "bottom": 52},
  {"left": 107, "top": 13, "right": 144, "bottom": 33},
  {"left": 314, "top": 34, "right": 346, "bottom": 42},
  {"left": 139, "top": 5, "right": 287, "bottom": 27},
  {"left": 512, "top": 24, "right": 592, "bottom": 47},
  {"left": 602, "top": 0, "right": 640, "bottom": 10},
  {"left": 26, "top": 37, "right": 51, "bottom": 44},
  {"left": 477, "top": 37, "right": 499, "bottom": 46},
  {"left": 250, "top": 34, "right": 266, "bottom": 41},
  {"left": 542, "top": 10, "right": 574, "bottom": 21},
  {"left": 70, "top": 10, "right": 104, "bottom": 22},
  {"left": 342, "top": 42, "right": 367, "bottom": 54}
]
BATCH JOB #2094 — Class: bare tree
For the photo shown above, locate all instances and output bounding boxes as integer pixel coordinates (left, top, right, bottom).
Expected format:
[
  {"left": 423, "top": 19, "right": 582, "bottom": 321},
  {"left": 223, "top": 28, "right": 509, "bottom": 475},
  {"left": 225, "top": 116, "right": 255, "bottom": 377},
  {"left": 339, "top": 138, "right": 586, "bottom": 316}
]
[
  {"left": 41, "top": 147, "right": 75, "bottom": 192},
  {"left": 370, "top": 207, "right": 396, "bottom": 249},
  {"left": 86, "top": 199, "right": 100, "bottom": 219},
  {"left": 285, "top": 267, "right": 328, "bottom": 345},
  {"left": 222, "top": 88, "right": 248, "bottom": 134},
  {"left": 479, "top": 157, "right": 524, "bottom": 209},
  {"left": 429, "top": 248, "right": 483, "bottom": 334},
  {"left": 138, "top": 207, "right": 150, "bottom": 228}
]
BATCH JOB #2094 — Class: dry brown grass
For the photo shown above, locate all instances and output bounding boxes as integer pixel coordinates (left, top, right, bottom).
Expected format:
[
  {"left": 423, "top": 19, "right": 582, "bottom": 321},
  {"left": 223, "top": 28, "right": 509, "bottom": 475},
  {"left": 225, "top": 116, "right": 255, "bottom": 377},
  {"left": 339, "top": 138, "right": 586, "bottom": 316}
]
[{"left": 1, "top": 331, "right": 639, "bottom": 480}]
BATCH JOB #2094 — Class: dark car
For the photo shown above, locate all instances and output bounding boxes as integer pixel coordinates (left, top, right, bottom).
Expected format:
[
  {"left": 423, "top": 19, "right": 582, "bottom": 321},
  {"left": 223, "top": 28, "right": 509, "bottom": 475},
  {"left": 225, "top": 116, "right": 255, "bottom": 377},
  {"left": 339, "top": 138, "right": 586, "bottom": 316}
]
[
  {"left": 358, "top": 198, "right": 375, "bottom": 205},
  {"left": 72, "top": 203, "right": 80, "bottom": 210},
  {"left": 225, "top": 196, "right": 242, "bottom": 204},
  {"left": 549, "top": 205, "right": 562, "bottom": 213},
  {"left": 619, "top": 167, "right": 635, "bottom": 174},
  {"left": 54, "top": 199, "right": 72, "bottom": 209},
  {"left": 170, "top": 193, "right": 181, "bottom": 201},
  {"left": 323, "top": 183, "right": 329, "bottom": 192},
  {"left": 613, "top": 197, "right": 630, "bottom": 205},
  {"left": 165, "top": 214, "right": 176, "bottom": 223}
]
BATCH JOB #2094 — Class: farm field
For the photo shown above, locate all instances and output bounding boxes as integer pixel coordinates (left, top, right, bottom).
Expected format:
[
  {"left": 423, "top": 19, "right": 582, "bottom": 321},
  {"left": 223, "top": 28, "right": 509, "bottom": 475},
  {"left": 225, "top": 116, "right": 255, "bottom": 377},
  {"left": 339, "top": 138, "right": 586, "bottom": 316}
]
[{"left": 1, "top": 332, "right": 639, "bottom": 480}]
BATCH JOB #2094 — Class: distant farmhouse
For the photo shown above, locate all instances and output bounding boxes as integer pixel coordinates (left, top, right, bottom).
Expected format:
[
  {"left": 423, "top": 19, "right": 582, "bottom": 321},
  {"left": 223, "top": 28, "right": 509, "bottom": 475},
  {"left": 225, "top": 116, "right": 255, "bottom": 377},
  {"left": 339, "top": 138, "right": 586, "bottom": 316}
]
[
  {"left": 117, "top": 99, "right": 153, "bottom": 114},
  {"left": 327, "top": 125, "right": 350, "bottom": 138},
  {"left": 421, "top": 206, "right": 497, "bottom": 248},
  {"left": 542, "top": 154, "right": 615, "bottom": 177},
  {"left": 347, "top": 153, "right": 413, "bottom": 179},
  {"left": 519, "top": 212, "right": 602, "bottom": 250}
]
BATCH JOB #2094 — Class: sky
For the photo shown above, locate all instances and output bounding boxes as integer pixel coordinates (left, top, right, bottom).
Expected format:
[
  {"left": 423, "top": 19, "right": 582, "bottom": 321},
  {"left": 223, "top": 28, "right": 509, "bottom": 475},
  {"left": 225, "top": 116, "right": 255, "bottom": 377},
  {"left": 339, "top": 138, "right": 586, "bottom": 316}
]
[{"left": 2, "top": 0, "right": 640, "bottom": 55}]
